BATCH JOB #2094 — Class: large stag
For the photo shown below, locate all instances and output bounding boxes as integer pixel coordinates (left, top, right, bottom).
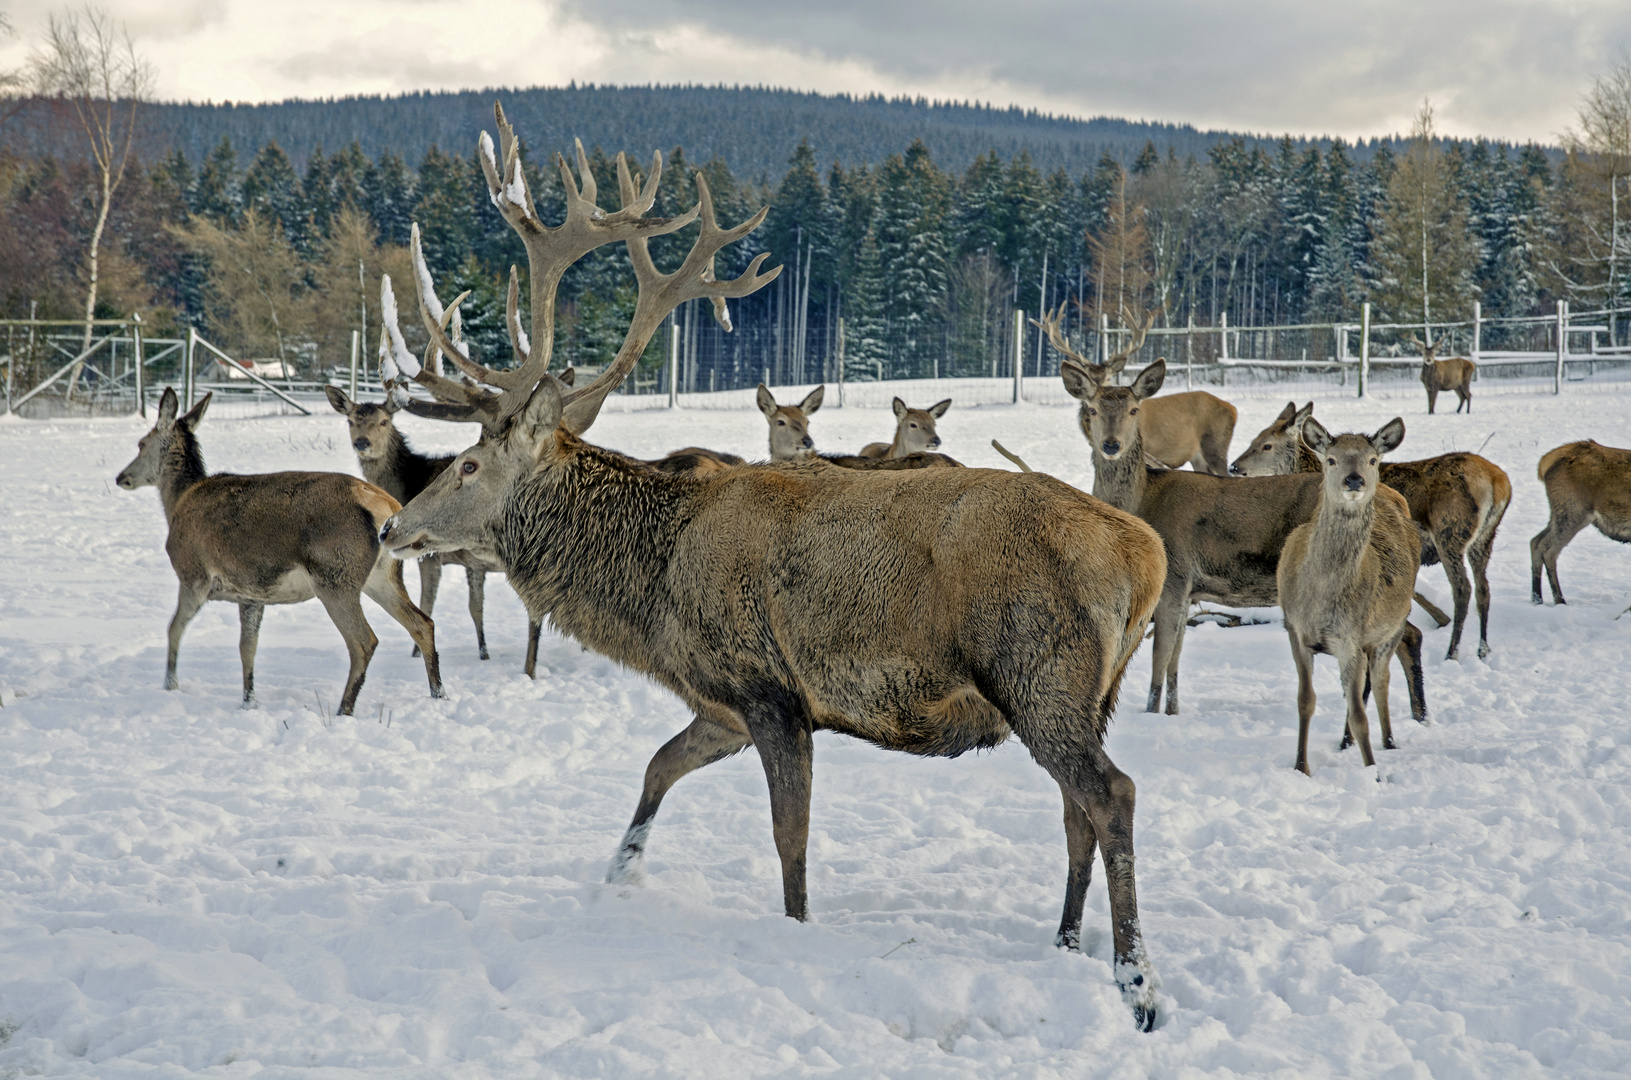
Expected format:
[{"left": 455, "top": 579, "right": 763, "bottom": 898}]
[
  {"left": 1060, "top": 357, "right": 1426, "bottom": 725},
  {"left": 116, "top": 387, "right": 444, "bottom": 714},
  {"left": 1279, "top": 418, "right": 1420, "bottom": 775},
  {"left": 1039, "top": 305, "right": 1238, "bottom": 475},
  {"left": 1531, "top": 440, "right": 1631, "bottom": 605},
  {"left": 1408, "top": 333, "right": 1477, "bottom": 415},
  {"left": 1230, "top": 402, "right": 1511, "bottom": 660},
  {"left": 376, "top": 104, "right": 1170, "bottom": 1029}
]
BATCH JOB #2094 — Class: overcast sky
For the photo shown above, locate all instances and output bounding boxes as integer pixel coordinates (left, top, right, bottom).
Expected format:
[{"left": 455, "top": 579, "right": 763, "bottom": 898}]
[{"left": 2, "top": 0, "right": 1626, "bottom": 143}]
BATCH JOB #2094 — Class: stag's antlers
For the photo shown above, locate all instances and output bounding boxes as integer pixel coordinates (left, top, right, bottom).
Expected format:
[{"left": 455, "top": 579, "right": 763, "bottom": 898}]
[
  {"left": 381, "top": 102, "right": 780, "bottom": 437},
  {"left": 1034, "top": 302, "right": 1157, "bottom": 378}
]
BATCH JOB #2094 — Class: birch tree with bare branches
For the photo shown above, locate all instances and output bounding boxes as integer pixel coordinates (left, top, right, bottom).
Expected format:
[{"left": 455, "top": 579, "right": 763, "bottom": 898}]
[
  {"left": 1559, "top": 53, "right": 1631, "bottom": 309},
  {"left": 28, "top": 6, "right": 152, "bottom": 398}
]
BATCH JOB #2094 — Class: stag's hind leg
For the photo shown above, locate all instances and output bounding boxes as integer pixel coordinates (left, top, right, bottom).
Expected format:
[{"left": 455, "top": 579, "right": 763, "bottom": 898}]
[
  {"left": 745, "top": 690, "right": 816, "bottom": 922},
  {"left": 465, "top": 567, "right": 489, "bottom": 660},
  {"left": 524, "top": 619, "right": 543, "bottom": 679},
  {"left": 1435, "top": 527, "right": 1475, "bottom": 660},
  {"left": 165, "top": 581, "right": 209, "bottom": 691},
  {"left": 1055, "top": 781, "right": 1100, "bottom": 952},
  {"left": 238, "top": 602, "right": 264, "bottom": 707},
  {"left": 364, "top": 556, "right": 444, "bottom": 699},
  {"left": 1341, "top": 651, "right": 1376, "bottom": 768},
  {"left": 1467, "top": 506, "right": 1505, "bottom": 657},
  {"left": 1370, "top": 644, "right": 1398, "bottom": 752},
  {"left": 607, "top": 715, "right": 752, "bottom": 885},
  {"left": 1531, "top": 509, "right": 1588, "bottom": 605},
  {"left": 1146, "top": 587, "right": 1189, "bottom": 714},
  {"left": 1394, "top": 621, "right": 1428, "bottom": 724}
]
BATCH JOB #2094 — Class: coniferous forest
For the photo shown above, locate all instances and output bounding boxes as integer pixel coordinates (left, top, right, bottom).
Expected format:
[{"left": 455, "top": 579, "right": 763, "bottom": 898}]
[{"left": 2, "top": 84, "right": 1627, "bottom": 392}]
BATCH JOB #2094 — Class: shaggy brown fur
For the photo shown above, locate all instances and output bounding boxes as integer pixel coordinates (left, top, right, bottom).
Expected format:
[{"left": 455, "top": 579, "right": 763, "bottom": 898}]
[
  {"left": 1232, "top": 402, "right": 1511, "bottom": 660},
  {"left": 1531, "top": 440, "right": 1631, "bottom": 605},
  {"left": 1279, "top": 418, "right": 1420, "bottom": 775},
  {"left": 380, "top": 377, "right": 1168, "bottom": 1028},
  {"left": 117, "top": 388, "right": 444, "bottom": 714}
]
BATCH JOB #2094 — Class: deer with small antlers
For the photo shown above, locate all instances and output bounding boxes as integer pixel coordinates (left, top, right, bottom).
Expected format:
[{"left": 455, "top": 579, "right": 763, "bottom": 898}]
[
  {"left": 1061, "top": 356, "right": 1426, "bottom": 725},
  {"left": 1407, "top": 333, "right": 1476, "bottom": 415},
  {"left": 1230, "top": 402, "right": 1511, "bottom": 660},
  {"left": 1279, "top": 417, "right": 1420, "bottom": 775},
  {"left": 374, "top": 103, "right": 1171, "bottom": 1030},
  {"left": 116, "top": 387, "right": 444, "bottom": 714},
  {"left": 859, "top": 397, "right": 952, "bottom": 458},
  {"left": 1531, "top": 440, "right": 1631, "bottom": 605},
  {"left": 1039, "top": 304, "right": 1238, "bottom": 475}
]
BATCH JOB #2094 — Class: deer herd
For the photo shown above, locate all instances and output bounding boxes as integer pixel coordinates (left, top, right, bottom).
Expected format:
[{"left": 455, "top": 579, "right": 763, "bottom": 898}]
[{"left": 110, "top": 104, "right": 1631, "bottom": 1034}]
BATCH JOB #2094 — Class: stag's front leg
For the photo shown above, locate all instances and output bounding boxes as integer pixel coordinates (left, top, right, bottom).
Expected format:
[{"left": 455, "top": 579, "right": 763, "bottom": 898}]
[
  {"left": 238, "top": 602, "right": 264, "bottom": 707},
  {"left": 524, "top": 619, "right": 542, "bottom": 678},
  {"left": 607, "top": 716, "right": 751, "bottom": 885},
  {"left": 165, "top": 582, "right": 209, "bottom": 691},
  {"left": 1055, "top": 780, "right": 1100, "bottom": 951},
  {"left": 746, "top": 694, "right": 815, "bottom": 921},
  {"left": 466, "top": 567, "right": 489, "bottom": 660},
  {"left": 1145, "top": 589, "right": 1187, "bottom": 713}
]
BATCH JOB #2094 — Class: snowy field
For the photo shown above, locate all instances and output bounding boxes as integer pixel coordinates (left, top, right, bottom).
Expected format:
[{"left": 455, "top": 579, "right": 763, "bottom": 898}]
[{"left": 2, "top": 381, "right": 1630, "bottom": 1078}]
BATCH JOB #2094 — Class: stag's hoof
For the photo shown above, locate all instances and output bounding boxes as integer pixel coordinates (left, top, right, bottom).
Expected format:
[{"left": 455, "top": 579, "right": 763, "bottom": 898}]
[
  {"left": 1054, "top": 927, "right": 1080, "bottom": 952},
  {"left": 1531, "top": 594, "right": 1543, "bottom": 606},
  {"left": 164, "top": 674, "right": 179, "bottom": 691},
  {"left": 1445, "top": 646, "right": 1459, "bottom": 661},
  {"left": 1383, "top": 735, "right": 1397, "bottom": 751},
  {"left": 1116, "top": 962, "right": 1159, "bottom": 1033},
  {"left": 606, "top": 823, "right": 651, "bottom": 886},
  {"left": 479, "top": 647, "right": 490, "bottom": 661},
  {"left": 1144, "top": 688, "right": 1161, "bottom": 713},
  {"left": 429, "top": 685, "right": 447, "bottom": 700},
  {"left": 1477, "top": 642, "right": 1491, "bottom": 660}
]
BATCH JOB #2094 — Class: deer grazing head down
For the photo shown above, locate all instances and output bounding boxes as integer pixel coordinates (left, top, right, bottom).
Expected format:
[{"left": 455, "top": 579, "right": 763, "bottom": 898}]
[{"left": 756, "top": 383, "right": 823, "bottom": 460}]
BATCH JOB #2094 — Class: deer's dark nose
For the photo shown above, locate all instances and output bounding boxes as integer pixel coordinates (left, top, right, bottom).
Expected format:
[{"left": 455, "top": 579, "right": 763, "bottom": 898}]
[
  {"left": 115, "top": 471, "right": 134, "bottom": 489},
  {"left": 379, "top": 519, "right": 395, "bottom": 544},
  {"left": 929, "top": 436, "right": 941, "bottom": 448},
  {"left": 801, "top": 436, "right": 813, "bottom": 449},
  {"left": 354, "top": 438, "right": 370, "bottom": 452},
  {"left": 1102, "top": 440, "right": 1121, "bottom": 457},
  {"left": 1229, "top": 463, "right": 1244, "bottom": 476},
  {"left": 1344, "top": 473, "right": 1365, "bottom": 491}
]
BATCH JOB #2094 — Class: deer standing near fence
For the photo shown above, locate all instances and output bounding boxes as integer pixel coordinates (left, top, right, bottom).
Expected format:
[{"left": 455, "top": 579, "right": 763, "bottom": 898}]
[
  {"left": 326, "top": 385, "right": 546, "bottom": 676},
  {"left": 1039, "top": 305, "right": 1238, "bottom": 475},
  {"left": 1231, "top": 402, "right": 1511, "bottom": 660},
  {"left": 1409, "top": 334, "right": 1476, "bottom": 415},
  {"left": 1530, "top": 440, "right": 1631, "bottom": 605},
  {"left": 859, "top": 397, "right": 951, "bottom": 458},
  {"left": 1278, "top": 418, "right": 1419, "bottom": 775},
  {"left": 116, "top": 387, "right": 444, "bottom": 714},
  {"left": 374, "top": 105, "right": 1170, "bottom": 1029},
  {"left": 1061, "top": 357, "right": 1427, "bottom": 722}
]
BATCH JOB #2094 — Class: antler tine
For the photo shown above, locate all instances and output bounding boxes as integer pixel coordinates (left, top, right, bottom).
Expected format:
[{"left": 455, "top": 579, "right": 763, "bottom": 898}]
[
  {"left": 1108, "top": 303, "right": 1156, "bottom": 365},
  {"left": 1032, "top": 301, "right": 1093, "bottom": 368},
  {"left": 408, "top": 224, "right": 526, "bottom": 394},
  {"left": 380, "top": 274, "right": 505, "bottom": 431},
  {"left": 505, "top": 266, "right": 531, "bottom": 369}
]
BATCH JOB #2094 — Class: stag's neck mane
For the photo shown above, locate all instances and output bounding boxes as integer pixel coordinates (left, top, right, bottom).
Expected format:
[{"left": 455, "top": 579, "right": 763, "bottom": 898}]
[
  {"left": 1084, "top": 408, "right": 1150, "bottom": 513},
  {"left": 160, "top": 426, "right": 210, "bottom": 522},
  {"left": 499, "top": 433, "right": 691, "bottom": 665}
]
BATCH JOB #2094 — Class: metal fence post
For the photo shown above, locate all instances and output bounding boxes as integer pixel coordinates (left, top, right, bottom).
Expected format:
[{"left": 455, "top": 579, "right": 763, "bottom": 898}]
[
  {"left": 1555, "top": 299, "right": 1567, "bottom": 394},
  {"left": 1359, "top": 302, "right": 1371, "bottom": 399},
  {"left": 349, "top": 329, "right": 360, "bottom": 399},
  {"left": 1013, "top": 309, "right": 1025, "bottom": 403},
  {"left": 132, "top": 313, "right": 146, "bottom": 418}
]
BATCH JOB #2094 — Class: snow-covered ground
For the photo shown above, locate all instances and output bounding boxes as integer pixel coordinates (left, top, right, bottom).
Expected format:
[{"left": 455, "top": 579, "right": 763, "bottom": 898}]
[{"left": 2, "top": 382, "right": 1630, "bottom": 1078}]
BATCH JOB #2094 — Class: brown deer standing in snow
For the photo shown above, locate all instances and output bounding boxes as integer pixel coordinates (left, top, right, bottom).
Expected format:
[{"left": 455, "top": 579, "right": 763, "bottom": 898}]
[
  {"left": 374, "top": 104, "right": 1170, "bottom": 1029},
  {"left": 326, "top": 385, "right": 546, "bottom": 676},
  {"left": 1231, "top": 402, "right": 1511, "bottom": 660},
  {"left": 116, "top": 387, "right": 444, "bottom": 714},
  {"left": 859, "top": 396, "right": 951, "bottom": 458},
  {"left": 1278, "top": 417, "right": 1420, "bottom": 775},
  {"left": 1531, "top": 440, "right": 1631, "bottom": 605},
  {"left": 1062, "top": 357, "right": 1427, "bottom": 722},
  {"left": 1039, "top": 304, "right": 1238, "bottom": 475},
  {"left": 1408, "top": 333, "right": 1476, "bottom": 415}
]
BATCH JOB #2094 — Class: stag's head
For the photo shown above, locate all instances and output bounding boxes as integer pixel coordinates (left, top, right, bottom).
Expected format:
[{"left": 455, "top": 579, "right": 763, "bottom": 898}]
[
  {"left": 1230, "top": 401, "right": 1314, "bottom": 476},
  {"left": 325, "top": 386, "right": 401, "bottom": 463},
  {"left": 757, "top": 383, "right": 822, "bottom": 460},
  {"left": 1062, "top": 358, "right": 1165, "bottom": 462},
  {"left": 376, "top": 102, "right": 778, "bottom": 561},
  {"left": 890, "top": 397, "right": 950, "bottom": 454},
  {"left": 1302, "top": 416, "right": 1405, "bottom": 508},
  {"left": 117, "top": 387, "right": 211, "bottom": 490}
]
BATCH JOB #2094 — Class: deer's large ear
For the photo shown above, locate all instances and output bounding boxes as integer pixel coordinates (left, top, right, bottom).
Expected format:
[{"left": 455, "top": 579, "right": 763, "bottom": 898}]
[
  {"left": 1372, "top": 417, "right": 1406, "bottom": 455},
  {"left": 325, "top": 386, "right": 353, "bottom": 415},
  {"left": 799, "top": 384, "right": 824, "bottom": 416},
  {"left": 557, "top": 367, "right": 576, "bottom": 387},
  {"left": 178, "top": 392, "right": 212, "bottom": 432},
  {"left": 513, "top": 376, "right": 563, "bottom": 454},
  {"left": 892, "top": 397, "right": 908, "bottom": 420},
  {"left": 1302, "top": 416, "right": 1333, "bottom": 455},
  {"left": 928, "top": 398, "right": 951, "bottom": 419},
  {"left": 1060, "top": 359, "right": 1102, "bottom": 401},
  {"left": 157, "top": 386, "right": 179, "bottom": 427},
  {"left": 1130, "top": 359, "right": 1166, "bottom": 401},
  {"left": 1293, "top": 402, "right": 1314, "bottom": 429},
  {"left": 1105, "top": 354, "right": 1128, "bottom": 376},
  {"left": 1273, "top": 401, "right": 1297, "bottom": 425},
  {"left": 757, "top": 383, "right": 778, "bottom": 420}
]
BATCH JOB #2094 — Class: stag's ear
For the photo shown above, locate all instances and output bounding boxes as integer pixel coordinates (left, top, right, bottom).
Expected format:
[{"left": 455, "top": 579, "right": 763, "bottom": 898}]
[
  {"left": 1372, "top": 417, "right": 1406, "bottom": 456},
  {"left": 799, "top": 384, "right": 824, "bottom": 416},
  {"left": 928, "top": 398, "right": 951, "bottom": 419},
  {"left": 557, "top": 367, "right": 576, "bottom": 387},
  {"left": 1302, "top": 416, "right": 1332, "bottom": 455},
  {"left": 513, "top": 376, "right": 564, "bottom": 454},
  {"left": 325, "top": 386, "right": 353, "bottom": 415},
  {"left": 892, "top": 397, "right": 908, "bottom": 420},
  {"left": 1130, "top": 359, "right": 1166, "bottom": 400},
  {"left": 1060, "top": 359, "right": 1102, "bottom": 401},
  {"left": 156, "top": 386, "right": 179, "bottom": 427},
  {"left": 1273, "top": 401, "right": 1297, "bottom": 425},
  {"left": 757, "top": 383, "right": 778, "bottom": 420},
  {"left": 178, "top": 392, "right": 212, "bottom": 432}
]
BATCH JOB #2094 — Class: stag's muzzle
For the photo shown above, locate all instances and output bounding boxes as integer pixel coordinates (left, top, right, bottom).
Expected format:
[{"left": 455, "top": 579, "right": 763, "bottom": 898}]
[{"left": 1102, "top": 440, "right": 1122, "bottom": 457}]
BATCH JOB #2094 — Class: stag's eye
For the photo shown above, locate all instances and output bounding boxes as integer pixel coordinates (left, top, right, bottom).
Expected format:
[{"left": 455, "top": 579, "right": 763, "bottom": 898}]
[
  {"left": 1130, "top": 408, "right": 1139, "bottom": 415},
  {"left": 1369, "top": 458, "right": 1377, "bottom": 465},
  {"left": 1087, "top": 408, "right": 1097, "bottom": 416},
  {"left": 1327, "top": 458, "right": 1336, "bottom": 466},
  {"left": 1263, "top": 444, "right": 1273, "bottom": 450},
  {"left": 777, "top": 419, "right": 785, "bottom": 426},
  {"left": 461, "top": 461, "right": 478, "bottom": 475}
]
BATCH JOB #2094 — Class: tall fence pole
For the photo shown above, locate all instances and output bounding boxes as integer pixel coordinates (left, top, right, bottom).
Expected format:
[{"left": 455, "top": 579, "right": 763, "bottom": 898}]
[
  {"left": 1013, "top": 309, "right": 1025, "bottom": 404},
  {"left": 184, "top": 325, "right": 196, "bottom": 408},
  {"left": 1099, "top": 312, "right": 1110, "bottom": 365},
  {"left": 132, "top": 313, "right": 145, "bottom": 418},
  {"left": 668, "top": 314, "right": 680, "bottom": 408},
  {"left": 349, "top": 330, "right": 360, "bottom": 399},
  {"left": 1555, "top": 299, "right": 1567, "bottom": 394},
  {"left": 1358, "top": 302, "right": 1371, "bottom": 399},
  {"left": 1219, "top": 311, "right": 1230, "bottom": 363},
  {"left": 1472, "top": 301, "right": 1482, "bottom": 365},
  {"left": 836, "top": 317, "right": 845, "bottom": 407},
  {"left": 1186, "top": 314, "right": 1194, "bottom": 390}
]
